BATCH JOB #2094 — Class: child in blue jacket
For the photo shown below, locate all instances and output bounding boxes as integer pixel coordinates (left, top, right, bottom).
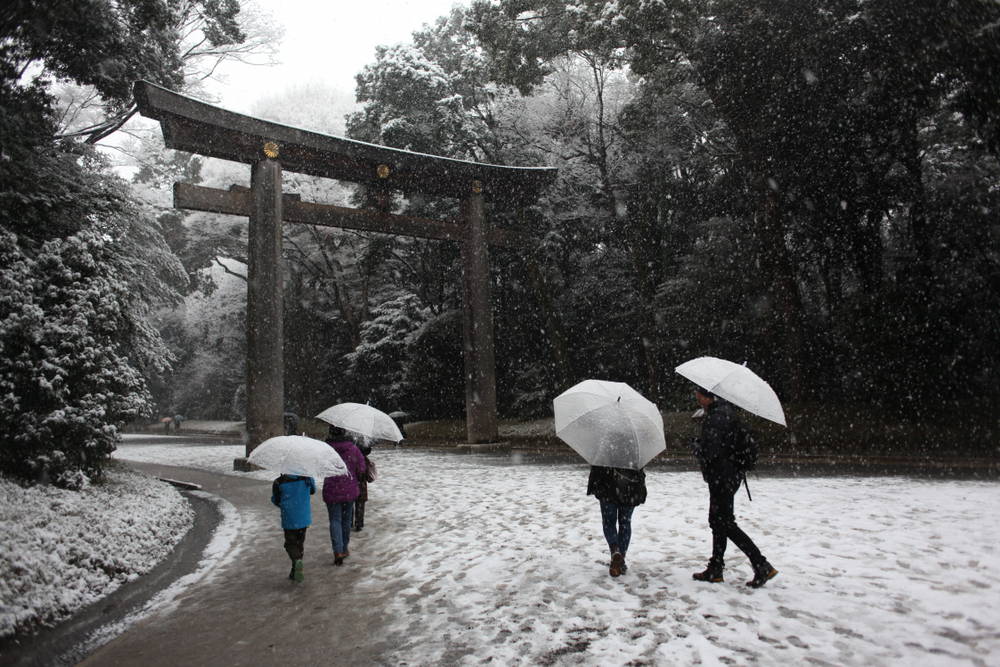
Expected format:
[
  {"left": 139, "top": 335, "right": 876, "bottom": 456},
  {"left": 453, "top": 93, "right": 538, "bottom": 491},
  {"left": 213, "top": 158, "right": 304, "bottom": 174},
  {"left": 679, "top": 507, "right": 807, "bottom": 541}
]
[{"left": 270, "top": 474, "right": 316, "bottom": 582}]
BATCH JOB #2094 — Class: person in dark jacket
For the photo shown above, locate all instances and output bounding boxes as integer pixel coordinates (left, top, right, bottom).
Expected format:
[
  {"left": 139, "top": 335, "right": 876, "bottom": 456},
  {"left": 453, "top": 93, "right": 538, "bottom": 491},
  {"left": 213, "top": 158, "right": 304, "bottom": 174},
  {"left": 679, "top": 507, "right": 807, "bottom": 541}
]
[
  {"left": 270, "top": 473, "right": 316, "bottom": 582},
  {"left": 587, "top": 465, "right": 647, "bottom": 577},
  {"left": 691, "top": 386, "right": 778, "bottom": 588},
  {"left": 353, "top": 441, "right": 375, "bottom": 532},
  {"left": 283, "top": 411, "right": 299, "bottom": 436},
  {"left": 323, "top": 426, "right": 367, "bottom": 565}
]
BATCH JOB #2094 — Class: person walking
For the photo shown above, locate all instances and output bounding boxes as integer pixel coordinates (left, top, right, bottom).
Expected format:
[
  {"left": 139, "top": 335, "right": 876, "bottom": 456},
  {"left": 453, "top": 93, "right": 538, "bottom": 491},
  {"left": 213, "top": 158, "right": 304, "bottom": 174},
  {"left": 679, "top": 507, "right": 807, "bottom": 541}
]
[
  {"left": 283, "top": 411, "right": 299, "bottom": 436},
  {"left": 587, "top": 465, "right": 647, "bottom": 577},
  {"left": 690, "top": 386, "right": 778, "bottom": 588},
  {"left": 270, "top": 473, "right": 316, "bottom": 582},
  {"left": 353, "top": 442, "right": 376, "bottom": 532},
  {"left": 323, "top": 425, "right": 367, "bottom": 565}
]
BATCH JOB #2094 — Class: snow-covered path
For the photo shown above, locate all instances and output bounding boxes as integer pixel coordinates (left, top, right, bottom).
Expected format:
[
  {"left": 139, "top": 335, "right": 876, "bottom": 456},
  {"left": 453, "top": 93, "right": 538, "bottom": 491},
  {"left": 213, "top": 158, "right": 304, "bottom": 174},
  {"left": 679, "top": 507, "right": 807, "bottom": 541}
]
[{"left": 112, "top": 439, "right": 1000, "bottom": 666}]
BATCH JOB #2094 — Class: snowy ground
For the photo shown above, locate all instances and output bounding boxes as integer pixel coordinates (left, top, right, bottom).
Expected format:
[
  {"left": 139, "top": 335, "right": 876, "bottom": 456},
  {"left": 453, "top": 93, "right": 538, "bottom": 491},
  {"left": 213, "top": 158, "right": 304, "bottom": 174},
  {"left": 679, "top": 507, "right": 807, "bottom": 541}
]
[
  {"left": 0, "top": 466, "right": 192, "bottom": 638},
  {"left": 107, "top": 437, "right": 1000, "bottom": 666}
]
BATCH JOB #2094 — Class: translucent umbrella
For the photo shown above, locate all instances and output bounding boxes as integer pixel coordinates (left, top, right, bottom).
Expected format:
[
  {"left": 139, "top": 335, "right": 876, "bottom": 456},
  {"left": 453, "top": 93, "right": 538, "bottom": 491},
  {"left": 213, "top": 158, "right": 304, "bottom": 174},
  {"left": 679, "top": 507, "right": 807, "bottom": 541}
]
[
  {"left": 553, "top": 379, "right": 666, "bottom": 470},
  {"left": 247, "top": 435, "right": 348, "bottom": 480},
  {"left": 315, "top": 403, "right": 404, "bottom": 443},
  {"left": 675, "top": 356, "right": 787, "bottom": 426}
]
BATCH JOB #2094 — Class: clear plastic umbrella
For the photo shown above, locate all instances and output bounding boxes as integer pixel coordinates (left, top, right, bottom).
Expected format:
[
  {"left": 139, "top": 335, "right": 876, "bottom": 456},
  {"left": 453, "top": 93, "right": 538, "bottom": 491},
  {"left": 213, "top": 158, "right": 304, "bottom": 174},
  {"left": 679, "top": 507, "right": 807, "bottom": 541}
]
[
  {"left": 553, "top": 379, "right": 666, "bottom": 470},
  {"left": 315, "top": 403, "right": 404, "bottom": 443},
  {"left": 675, "top": 356, "right": 787, "bottom": 426},
  {"left": 247, "top": 435, "right": 348, "bottom": 480}
]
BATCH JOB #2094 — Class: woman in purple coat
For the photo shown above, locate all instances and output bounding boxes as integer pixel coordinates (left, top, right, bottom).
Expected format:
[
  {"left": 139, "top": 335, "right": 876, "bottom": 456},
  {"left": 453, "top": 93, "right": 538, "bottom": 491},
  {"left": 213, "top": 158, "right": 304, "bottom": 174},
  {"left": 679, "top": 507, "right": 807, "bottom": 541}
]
[{"left": 323, "top": 425, "right": 367, "bottom": 565}]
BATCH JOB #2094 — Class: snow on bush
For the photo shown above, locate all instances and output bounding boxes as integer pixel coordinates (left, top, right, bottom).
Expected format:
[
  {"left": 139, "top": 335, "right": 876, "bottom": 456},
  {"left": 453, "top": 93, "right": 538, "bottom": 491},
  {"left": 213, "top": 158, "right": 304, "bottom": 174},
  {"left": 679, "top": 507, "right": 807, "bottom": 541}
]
[
  {"left": 0, "top": 465, "right": 193, "bottom": 638},
  {"left": 0, "top": 231, "right": 152, "bottom": 487}
]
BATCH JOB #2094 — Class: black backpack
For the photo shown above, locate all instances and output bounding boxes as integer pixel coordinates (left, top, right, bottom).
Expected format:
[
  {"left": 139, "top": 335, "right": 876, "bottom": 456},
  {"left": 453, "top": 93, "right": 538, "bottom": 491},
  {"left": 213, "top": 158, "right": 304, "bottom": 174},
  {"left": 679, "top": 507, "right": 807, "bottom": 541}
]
[{"left": 729, "top": 422, "right": 759, "bottom": 473}]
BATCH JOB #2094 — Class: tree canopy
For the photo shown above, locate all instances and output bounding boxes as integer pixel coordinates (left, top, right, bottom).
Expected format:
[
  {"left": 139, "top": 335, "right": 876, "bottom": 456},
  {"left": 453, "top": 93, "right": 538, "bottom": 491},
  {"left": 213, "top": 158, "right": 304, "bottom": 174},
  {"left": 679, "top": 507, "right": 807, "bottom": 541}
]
[
  {"left": 153, "top": 1, "right": 998, "bottom": 435},
  {"left": 0, "top": 0, "right": 249, "bottom": 486},
  {"left": 9, "top": 0, "right": 996, "bottom": 474}
]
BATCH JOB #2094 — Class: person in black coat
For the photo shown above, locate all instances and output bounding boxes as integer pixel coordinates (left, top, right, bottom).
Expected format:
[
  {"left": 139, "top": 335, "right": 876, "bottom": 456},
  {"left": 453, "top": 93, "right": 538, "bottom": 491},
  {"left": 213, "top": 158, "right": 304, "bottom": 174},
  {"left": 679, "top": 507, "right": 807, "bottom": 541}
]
[
  {"left": 691, "top": 386, "right": 778, "bottom": 588},
  {"left": 587, "top": 464, "right": 647, "bottom": 577}
]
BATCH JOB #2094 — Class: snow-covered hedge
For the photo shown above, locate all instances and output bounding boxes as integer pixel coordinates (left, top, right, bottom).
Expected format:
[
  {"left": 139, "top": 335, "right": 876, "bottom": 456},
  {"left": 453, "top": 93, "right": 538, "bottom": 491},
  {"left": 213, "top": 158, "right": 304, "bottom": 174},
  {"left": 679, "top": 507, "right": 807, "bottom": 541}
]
[
  {"left": 0, "top": 465, "right": 193, "bottom": 638},
  {"left": 0, "top": 230, "right": 152, "bottom": 488}
]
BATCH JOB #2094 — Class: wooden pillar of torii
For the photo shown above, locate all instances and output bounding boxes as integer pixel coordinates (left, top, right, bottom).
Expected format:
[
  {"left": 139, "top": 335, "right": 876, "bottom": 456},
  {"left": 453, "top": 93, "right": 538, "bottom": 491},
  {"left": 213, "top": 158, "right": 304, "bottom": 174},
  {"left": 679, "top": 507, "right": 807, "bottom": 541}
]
[{"left": 134, "top": 82, "right": 555, "bottom": 461}]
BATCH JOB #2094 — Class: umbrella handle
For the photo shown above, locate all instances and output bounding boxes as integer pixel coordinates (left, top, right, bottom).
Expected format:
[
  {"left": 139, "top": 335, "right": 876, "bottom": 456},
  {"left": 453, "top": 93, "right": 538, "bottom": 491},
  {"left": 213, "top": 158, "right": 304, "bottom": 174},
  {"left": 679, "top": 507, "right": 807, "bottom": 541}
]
[{"left": 743, "top": 473, "right": 752, "bottom": 502}]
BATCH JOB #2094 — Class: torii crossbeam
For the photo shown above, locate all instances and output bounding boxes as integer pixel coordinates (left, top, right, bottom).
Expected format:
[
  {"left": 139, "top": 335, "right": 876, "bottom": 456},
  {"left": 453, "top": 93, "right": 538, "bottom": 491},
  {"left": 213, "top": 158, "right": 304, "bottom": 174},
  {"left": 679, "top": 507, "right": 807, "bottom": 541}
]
[{"left": 133, "top": 81, "right": 556, "bottom": 460}]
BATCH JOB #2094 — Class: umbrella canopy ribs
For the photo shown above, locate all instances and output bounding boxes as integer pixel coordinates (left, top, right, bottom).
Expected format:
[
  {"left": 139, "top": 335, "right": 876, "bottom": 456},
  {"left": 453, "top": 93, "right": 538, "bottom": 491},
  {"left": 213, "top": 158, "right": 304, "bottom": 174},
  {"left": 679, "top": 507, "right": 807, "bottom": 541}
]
[
  {"left": 133, "top": 81, "right": 556, "bottom": 462},
  {"left": 248, "top": 435, "right": 348, "bottom": 482},
  {"left": 316, "top": 403, "right": 404, "bottom": 444},
  {"left": 553, "top": 380, "right": 666, "bottom": 470},
  {"left": 675, "top": 356, "right": 787, "bottom": 427}
]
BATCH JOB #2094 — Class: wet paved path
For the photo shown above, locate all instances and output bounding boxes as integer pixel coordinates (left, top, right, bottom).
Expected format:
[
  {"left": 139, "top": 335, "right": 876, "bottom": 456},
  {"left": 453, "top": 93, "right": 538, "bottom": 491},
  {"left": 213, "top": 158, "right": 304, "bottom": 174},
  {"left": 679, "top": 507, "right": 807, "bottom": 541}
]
[{"left": 80, "top": 461, "right": 400, "bottom": 666}]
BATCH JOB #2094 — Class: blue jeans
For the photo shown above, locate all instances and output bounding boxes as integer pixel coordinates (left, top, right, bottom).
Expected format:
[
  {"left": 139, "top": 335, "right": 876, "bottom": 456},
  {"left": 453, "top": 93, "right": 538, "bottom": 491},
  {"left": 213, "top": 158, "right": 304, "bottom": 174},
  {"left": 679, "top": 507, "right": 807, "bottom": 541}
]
[
  {"left": 326, "top": 501, "right": 354, "bottom": 554},
  {"left": 599, "top": 500, "right": 635, "bottom": 555}
]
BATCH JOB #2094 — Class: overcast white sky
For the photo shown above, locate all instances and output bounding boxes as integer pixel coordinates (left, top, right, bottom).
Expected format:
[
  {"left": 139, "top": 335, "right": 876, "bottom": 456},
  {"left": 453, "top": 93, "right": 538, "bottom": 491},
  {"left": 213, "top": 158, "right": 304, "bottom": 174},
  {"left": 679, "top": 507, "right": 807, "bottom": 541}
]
[{"left": 208, "top": 0, "right": 467, "bottom": 115}]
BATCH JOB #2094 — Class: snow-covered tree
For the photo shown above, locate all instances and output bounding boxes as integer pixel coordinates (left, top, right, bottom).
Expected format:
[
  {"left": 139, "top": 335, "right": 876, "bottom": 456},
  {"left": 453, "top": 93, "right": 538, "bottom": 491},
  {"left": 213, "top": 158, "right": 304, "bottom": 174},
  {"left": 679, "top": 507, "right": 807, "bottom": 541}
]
[
  {"left": 344, "top": 293, "right": 431, "bottom": 409},
  {"left": 0, "top": 231, "right": 152, "bottom": 488},
  {"left": 467, "top": 0, "right": 1000, "bottom": 416},
  {"left": 0, "top": 0, "right": 191, "bottom": 486},
  {"left": 155, "top": 259, "right": 248, "bottom": 419},
  {"left": 7, "top": 0, "right": 275, "bottom": 145},
  {"left": 401, "top": 309, "right": 465, "bottom": 419}
]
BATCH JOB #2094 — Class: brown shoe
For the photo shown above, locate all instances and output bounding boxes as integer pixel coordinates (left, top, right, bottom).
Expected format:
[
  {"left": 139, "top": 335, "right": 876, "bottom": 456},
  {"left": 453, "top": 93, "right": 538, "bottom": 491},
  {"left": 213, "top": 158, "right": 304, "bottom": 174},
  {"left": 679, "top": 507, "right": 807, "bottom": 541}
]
[
  {"left": 693, "top": 563, "right": 724, "bottom": 583},
  {"left": 334, "top": 553, "right": 346, "bottom": 566},
  {"left": 609, "top": 552, "right": 625, "bottom": 577}
]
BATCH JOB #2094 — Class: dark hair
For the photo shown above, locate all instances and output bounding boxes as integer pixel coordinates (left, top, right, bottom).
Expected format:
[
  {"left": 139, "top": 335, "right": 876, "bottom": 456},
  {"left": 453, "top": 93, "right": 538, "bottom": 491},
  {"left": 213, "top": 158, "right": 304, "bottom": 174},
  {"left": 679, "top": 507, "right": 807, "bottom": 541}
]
[
  {"left": 694, "top": 386, "right": 715, "bottom": 398},
  {"left": 327, "top": 424, "right": 349, "bottom": 441}
]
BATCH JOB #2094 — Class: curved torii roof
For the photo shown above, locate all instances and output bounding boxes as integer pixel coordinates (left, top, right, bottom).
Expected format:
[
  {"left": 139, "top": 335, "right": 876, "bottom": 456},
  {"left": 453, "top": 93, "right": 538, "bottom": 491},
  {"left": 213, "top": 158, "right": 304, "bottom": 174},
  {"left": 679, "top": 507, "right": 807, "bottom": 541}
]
[{"left": 133, "top": 81, "right": 556, "bottom": 203}]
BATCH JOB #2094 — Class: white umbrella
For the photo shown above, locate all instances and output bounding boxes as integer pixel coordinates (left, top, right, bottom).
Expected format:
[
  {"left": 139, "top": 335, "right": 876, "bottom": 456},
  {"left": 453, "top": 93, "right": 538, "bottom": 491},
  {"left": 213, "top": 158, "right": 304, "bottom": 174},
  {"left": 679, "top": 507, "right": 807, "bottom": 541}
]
[
  {"left": 247, "top": 435, "right": 348, "bottom": 480},
  {"left": 675, "top": 356, "right": 787, "bottom": 426},
  {"left": 553, "top": 379, "right": 666, "bottom": 470},
  {"left": 315, "top": 402, "right": 404, "bottom": 443}
]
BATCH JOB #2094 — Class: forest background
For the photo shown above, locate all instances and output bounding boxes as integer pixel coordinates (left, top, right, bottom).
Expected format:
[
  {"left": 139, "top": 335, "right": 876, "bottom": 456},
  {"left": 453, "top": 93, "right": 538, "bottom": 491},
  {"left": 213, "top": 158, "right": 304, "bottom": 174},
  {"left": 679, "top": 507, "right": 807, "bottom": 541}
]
[{"left": 2, "top": 0, "right": 998, "bottom": 488}]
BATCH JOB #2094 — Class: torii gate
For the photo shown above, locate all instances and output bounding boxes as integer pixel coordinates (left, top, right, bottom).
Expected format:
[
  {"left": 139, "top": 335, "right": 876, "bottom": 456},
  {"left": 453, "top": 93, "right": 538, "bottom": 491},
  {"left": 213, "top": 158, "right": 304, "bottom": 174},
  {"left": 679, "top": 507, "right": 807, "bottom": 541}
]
[{"left": 133, "top": 81, "right": 555, "bottom": 462}]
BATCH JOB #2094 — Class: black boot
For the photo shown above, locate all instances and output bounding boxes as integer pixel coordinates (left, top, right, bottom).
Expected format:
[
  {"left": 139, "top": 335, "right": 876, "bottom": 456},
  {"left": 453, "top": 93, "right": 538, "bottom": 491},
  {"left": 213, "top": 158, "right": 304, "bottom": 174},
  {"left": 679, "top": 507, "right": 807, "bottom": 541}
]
[
  {"left": 746, "top": 562, "right": 778, "bottom": 588},
  {"left": 692, "top": 559, "right": 724, "bottom": 583}
]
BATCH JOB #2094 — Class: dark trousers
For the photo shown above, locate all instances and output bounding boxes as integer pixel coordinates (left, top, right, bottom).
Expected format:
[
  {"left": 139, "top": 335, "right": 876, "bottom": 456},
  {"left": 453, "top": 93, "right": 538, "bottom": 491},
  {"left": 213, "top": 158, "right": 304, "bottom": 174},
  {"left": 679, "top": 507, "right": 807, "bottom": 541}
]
[
  {"left": 599, "top": 500, "right": 635, "bottom": 555},
  {"left": 353, "top": 500, "right": 365, "bottom": 529},
  {"left": 283, "top": 527, "right": 307, "bottom": 562},
  {"left": 707, "top": 476, "right": 765, "bottom": 570}
]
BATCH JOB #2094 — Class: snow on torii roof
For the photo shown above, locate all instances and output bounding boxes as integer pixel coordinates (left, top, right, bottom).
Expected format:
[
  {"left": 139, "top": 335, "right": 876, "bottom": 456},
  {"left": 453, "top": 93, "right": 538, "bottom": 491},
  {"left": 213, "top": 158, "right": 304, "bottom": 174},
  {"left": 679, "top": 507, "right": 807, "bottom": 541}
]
[{"left": 133, "top": 80, "right": 556, "bottom": 203}]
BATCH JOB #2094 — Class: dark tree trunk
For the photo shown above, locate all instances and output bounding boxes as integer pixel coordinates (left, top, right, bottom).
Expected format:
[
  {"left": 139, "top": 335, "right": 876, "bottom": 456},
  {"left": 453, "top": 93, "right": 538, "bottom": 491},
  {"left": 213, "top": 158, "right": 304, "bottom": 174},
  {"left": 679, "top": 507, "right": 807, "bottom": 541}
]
[
  {"left": 757, "top": 185, "right": 804, "bottom": 402},
  {"left": 901, "top": 119, "right": 932, "bottom": 272}
]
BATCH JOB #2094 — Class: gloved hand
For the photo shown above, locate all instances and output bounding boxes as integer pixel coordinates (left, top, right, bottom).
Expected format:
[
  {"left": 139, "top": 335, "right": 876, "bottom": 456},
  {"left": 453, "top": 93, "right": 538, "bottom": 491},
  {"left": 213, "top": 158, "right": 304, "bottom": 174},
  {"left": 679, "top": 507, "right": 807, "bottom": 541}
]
[{"left": 689, "top": 436, "right": 703, "bottom": 457}]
